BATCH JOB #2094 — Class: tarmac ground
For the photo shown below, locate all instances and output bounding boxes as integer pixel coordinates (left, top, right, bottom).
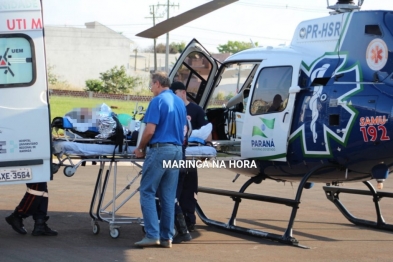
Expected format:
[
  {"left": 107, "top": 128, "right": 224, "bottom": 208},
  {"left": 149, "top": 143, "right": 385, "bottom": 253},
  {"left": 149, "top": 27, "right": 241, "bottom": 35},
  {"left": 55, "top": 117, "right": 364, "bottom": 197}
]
[{"left": 1, "top": 162, "right": 393, "bottom": 262}]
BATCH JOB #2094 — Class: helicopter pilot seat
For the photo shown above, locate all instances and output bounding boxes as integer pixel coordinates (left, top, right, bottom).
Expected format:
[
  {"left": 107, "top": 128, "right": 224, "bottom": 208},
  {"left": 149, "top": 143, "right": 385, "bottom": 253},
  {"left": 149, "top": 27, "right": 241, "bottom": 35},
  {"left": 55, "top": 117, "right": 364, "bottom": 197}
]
[{"left": 226, "top": 89, "right": 249, "bottom": 139}]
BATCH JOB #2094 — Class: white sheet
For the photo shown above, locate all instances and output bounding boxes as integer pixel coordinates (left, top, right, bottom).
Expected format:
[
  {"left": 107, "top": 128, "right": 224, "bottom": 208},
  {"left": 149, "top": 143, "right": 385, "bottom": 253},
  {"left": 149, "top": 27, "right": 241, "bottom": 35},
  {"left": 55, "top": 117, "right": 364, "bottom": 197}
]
[{"left": 53, "top": 140, "right": 216, "bottom": 158}]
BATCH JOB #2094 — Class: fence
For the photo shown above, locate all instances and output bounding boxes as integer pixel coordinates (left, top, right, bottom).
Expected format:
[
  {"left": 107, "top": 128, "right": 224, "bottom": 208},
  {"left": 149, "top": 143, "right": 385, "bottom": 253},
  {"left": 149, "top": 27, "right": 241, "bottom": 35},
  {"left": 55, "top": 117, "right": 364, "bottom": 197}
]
[
  {"left": 49, "top": 89, "right": 228, "bottom": 105},
  {"left": 49, "top": 89, "right": 153, "bottom": 102}
]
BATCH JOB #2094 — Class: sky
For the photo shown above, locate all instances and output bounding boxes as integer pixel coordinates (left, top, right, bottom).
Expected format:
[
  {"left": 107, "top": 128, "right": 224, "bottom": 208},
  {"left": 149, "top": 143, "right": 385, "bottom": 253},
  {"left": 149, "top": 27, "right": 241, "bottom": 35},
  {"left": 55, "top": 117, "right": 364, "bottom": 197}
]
[{"left": 42, "top": 0, "right": 393, "bottom": 53}]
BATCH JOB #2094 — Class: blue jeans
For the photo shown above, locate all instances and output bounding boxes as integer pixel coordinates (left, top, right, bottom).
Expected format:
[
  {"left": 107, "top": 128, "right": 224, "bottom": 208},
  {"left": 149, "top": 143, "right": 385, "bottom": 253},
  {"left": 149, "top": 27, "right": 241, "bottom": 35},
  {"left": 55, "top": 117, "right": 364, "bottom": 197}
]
[{"left": 139, "top": 145, "right": 181, "bottom": 240}]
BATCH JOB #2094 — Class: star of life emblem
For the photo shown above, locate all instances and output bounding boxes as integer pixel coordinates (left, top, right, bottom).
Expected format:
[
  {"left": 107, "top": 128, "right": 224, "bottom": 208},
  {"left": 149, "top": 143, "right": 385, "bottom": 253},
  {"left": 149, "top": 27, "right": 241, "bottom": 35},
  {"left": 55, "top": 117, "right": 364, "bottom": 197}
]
[{"left": 366, "top": 38, "right": 388, "bottom": 71}]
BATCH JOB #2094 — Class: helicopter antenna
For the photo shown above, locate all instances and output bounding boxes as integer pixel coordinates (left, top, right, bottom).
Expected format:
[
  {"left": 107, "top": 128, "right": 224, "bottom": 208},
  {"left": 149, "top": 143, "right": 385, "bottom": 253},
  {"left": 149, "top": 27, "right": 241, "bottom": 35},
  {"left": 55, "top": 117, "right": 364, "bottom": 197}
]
[{"left": 327, "top": 0, "right": 362, "bottom": 14}]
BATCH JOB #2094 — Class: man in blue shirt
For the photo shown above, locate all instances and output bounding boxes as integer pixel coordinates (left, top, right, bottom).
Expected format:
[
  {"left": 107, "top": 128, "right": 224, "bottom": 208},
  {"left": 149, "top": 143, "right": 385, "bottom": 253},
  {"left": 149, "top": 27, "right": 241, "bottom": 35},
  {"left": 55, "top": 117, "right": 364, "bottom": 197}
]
[{"left": 133, "top": 71, "right": 186, "bottom": 248}]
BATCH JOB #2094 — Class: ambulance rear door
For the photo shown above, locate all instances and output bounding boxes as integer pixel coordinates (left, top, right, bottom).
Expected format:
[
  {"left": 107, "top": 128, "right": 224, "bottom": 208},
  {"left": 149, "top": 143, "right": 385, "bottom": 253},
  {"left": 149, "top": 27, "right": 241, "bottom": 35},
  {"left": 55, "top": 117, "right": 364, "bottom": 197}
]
[{"left": 0, "top": 0, "right": 52, "bottom": 185}]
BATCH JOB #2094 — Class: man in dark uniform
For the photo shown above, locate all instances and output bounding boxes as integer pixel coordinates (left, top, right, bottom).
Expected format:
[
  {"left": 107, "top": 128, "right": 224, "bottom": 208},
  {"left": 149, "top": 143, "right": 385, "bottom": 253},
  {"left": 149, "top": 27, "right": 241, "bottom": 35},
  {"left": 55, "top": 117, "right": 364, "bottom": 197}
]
[
  {"left": 171, "top": 81, "right": 211, "bottom": 242},
  {"left": 5, "top": 182, "right": 58, "bottom": 236}
]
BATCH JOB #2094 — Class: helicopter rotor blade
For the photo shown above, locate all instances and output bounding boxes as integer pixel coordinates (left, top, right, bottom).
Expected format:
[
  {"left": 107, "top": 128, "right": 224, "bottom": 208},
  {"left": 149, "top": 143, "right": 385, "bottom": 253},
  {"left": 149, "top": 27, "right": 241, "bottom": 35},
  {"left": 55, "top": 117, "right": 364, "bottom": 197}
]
[{"left": 136, "top": 0, "right": 238, "bottom": 39}]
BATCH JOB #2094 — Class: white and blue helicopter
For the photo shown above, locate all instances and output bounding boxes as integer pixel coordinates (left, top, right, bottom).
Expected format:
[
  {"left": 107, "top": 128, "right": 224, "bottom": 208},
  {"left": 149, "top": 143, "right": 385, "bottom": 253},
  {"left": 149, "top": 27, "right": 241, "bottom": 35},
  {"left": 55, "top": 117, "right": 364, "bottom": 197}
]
[{"left": 137, "top": 0, "right": 393, "bottom": 248}]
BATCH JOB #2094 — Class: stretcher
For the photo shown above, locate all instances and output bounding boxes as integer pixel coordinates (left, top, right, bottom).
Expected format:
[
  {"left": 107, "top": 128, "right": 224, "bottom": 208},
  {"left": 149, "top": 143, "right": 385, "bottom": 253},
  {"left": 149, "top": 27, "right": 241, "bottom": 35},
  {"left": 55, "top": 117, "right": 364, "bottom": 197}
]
[{"left": 52, "top": 138, "right": 217, "bottom": 238}]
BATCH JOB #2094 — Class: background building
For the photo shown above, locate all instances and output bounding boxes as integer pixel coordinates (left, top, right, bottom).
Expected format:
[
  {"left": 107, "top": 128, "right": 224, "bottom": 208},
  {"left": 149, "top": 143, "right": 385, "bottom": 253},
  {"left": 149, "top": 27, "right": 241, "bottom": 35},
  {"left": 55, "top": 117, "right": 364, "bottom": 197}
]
[
  {"left": 45, "top": 22, "right": 229, "bottom": 90},
  {"left": 45, "top": 22, "right": 132, "bottom": 89}
]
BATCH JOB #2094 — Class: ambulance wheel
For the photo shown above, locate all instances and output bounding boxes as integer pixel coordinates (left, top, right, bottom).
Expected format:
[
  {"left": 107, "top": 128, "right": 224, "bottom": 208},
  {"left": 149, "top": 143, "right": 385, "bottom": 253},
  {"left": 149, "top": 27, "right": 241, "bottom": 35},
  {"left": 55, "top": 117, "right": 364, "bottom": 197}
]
[
  {"left": 63, "top": 166, "right": 75, "bottom": 177},
  {"left": 51, "top": 163, "right": 60, "bottom": 174},
  {"left": 110, "top": 228, "right": 120, "bottom": 239},
  {"left": 93, "top": 223, "right": 100, "bottom": 235}
]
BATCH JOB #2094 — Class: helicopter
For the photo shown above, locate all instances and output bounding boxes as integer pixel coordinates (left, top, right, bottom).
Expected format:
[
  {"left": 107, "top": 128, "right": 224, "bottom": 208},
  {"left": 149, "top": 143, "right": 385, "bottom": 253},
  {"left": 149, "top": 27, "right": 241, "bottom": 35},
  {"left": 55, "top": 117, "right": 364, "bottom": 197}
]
[{"left": 137, "top": 0, "right": 393, "bottom": 248}]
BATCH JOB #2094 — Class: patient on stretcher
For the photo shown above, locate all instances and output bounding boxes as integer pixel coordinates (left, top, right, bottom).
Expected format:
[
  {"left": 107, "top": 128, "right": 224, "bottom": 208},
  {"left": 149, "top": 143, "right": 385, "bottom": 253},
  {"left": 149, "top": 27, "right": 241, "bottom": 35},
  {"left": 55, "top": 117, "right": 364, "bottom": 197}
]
[
  {"left": 188, "top": 123, "right": 213, "bottom": 146},
  {"left": 52, "top": 103, "right": 216, "bottom": 169},
  {"left": 52, "top": 121, "right": 216, "bottom": 159}
]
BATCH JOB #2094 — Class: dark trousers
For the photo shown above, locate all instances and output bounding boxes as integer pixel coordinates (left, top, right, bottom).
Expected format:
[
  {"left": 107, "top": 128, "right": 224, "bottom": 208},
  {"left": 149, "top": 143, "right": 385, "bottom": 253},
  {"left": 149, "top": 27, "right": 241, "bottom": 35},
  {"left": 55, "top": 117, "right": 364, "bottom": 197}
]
[
  {"left": 15, "top": 182, "right": 48, "bottom": 220},
  {"left": 175, "top": 168, "right": 186, "bottom": 215},
  {"left": 178, "top": 167, "right": 198, "bottom": 226}
]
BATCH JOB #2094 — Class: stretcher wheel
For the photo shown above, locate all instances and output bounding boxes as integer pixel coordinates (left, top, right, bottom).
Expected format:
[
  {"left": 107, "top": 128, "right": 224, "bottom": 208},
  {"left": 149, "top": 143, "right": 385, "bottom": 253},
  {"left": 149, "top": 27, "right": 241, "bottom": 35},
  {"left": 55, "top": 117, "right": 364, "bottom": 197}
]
[
  {"left": 93, "top": 223, "right": 100, "bottom": 235},
  {"left": 63, "top": 166, "right": 75, "bottom": 177},
  {"left": 110, "top": 228, "right": 120, "bottom": 239}
]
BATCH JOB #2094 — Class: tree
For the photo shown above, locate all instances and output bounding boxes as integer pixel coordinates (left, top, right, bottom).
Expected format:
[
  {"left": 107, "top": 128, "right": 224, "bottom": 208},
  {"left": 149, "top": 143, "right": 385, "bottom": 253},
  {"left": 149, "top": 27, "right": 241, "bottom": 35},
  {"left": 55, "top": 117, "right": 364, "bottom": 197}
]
[
  {"left": 47, "top": 65, "right": 58, "bottom": 85},
  {"left": 153, "top": 42, "right": 186, "bottom": 54},
  {"left": 217, "top": 41, "right": 258, "bottom": 54},
  {"left": 85, "top": 66, "right": 141, "bottom": 94},
  {"left": 84, "top": 79, "right": 103, "bottom": 92},
  {"left": 171, "top": 41, "right": 186, "bottom": 53},
  {"left": 215, "top": 91, "right": 225, "bottom": 100},
  {"left": 47, "top": 64, "right": 70, "bottom": 89},
  {"left": 144, "top": 45, "right": 154, "bottom": 53},
  {"left": 225, "top": 92, "right": 234, "bottom": 101},
  {"left": 155, "top": 43, "right": 167, "bottom": 53}
]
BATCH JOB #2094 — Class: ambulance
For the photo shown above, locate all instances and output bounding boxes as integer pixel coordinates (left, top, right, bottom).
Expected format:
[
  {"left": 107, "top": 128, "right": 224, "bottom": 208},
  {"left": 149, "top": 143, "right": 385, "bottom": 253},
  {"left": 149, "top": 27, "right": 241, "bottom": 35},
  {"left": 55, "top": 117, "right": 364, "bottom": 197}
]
[{"left": 0, "top": 0, "right": 52, "bottom": 185}]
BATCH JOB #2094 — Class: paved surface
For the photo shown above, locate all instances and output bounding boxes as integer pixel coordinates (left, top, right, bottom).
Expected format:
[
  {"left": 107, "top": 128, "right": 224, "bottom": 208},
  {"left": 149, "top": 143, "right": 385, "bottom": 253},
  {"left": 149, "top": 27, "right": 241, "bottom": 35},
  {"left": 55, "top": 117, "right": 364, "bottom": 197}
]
[{"left": 1, "top": 163, "right": 393, "bottom": 262}]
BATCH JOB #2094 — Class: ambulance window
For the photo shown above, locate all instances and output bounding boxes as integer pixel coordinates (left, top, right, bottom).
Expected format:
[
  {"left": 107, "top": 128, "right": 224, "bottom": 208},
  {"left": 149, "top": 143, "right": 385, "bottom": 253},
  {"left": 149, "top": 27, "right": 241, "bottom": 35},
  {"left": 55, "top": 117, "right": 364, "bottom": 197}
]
[
  {"left": 250, "top": 66, "right": 292, "bottom": 115},
  {"left": 173, "top": 51, "right": 212, "bottom": 103},
  {"left": 0, "top": 35, "right": 35, "bottom": 87}
]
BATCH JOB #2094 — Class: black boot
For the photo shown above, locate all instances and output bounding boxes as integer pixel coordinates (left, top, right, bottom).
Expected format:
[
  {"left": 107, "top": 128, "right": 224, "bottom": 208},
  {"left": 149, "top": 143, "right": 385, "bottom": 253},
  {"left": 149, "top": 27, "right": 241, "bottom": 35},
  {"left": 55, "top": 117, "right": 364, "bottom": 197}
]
[
  {"left": 32, "top": 217, "right": 58, "bottom": 236},
  {"left": 187, "top": 224, "right": 196, "bottom": 232},
  {"left": 173, "top": 213, "right": 192, "bottom": 244},
  {"left": 5, "top": 213, "right": 27, "bottom": 235}
]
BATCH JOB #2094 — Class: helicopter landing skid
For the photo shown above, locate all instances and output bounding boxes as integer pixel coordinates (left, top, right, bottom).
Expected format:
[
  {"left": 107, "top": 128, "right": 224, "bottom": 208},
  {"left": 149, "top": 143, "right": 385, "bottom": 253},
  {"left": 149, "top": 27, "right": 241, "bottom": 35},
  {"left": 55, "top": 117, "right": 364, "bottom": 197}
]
[
  {"left": 196, "top": 164, "right": 339, "bottom": 248},
  {"left": 323, "top": 181, "right": 393, "bottom": 231}
]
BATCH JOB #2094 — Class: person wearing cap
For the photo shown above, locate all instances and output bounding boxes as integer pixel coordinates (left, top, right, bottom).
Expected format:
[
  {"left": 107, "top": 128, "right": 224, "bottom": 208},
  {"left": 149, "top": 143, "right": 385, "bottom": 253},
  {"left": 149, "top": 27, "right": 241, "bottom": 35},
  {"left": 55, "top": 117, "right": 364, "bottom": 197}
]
[
  {"left": 170, "top": 81, "right": 211, "bottom": 243},
  {"left": 133, "top": 71, "right": 186, "bottom": 248}
]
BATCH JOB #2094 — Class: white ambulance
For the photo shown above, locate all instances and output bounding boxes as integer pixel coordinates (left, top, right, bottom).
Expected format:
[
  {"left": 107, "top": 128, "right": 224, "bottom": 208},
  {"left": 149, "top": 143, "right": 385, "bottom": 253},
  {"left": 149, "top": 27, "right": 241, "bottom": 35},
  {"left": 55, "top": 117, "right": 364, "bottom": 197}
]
[{"left": 0, "top": 0, "right": 52, "bottom": 185}]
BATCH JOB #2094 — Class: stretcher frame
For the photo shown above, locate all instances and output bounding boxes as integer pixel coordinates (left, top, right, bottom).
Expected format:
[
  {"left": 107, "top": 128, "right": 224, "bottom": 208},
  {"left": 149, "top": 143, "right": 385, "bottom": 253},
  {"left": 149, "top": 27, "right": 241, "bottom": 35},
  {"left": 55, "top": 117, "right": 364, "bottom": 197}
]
[
  {"left": 89, "top": 158, "right": 144, "bottom": 239},
  {"left": 52, "top": 139, "right": 217, "bottom": 239}
]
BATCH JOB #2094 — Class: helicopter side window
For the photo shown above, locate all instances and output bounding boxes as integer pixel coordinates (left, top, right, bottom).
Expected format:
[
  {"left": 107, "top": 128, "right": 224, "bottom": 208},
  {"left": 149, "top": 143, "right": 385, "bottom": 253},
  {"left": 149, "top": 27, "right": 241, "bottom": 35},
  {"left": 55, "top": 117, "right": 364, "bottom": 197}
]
[
  {"left": 250, "top": 66, "right": 292, "bottom": 115},
  {"left": 172, "top": 51, "right": 212, "bottom": 104},
  {"left": 365, "top": 25, "right": 382, "bottom": 36}
]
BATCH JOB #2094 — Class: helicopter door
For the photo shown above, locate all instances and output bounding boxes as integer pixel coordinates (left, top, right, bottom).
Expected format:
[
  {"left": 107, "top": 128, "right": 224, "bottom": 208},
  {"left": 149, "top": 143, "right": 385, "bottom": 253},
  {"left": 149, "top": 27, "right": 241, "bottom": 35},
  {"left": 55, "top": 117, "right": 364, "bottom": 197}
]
[
  {"left": 241, "top": 65, "right": 297, "bottom": 161},
  {"left": 169, "top": 39, "right": 218, "bottom": 107}
]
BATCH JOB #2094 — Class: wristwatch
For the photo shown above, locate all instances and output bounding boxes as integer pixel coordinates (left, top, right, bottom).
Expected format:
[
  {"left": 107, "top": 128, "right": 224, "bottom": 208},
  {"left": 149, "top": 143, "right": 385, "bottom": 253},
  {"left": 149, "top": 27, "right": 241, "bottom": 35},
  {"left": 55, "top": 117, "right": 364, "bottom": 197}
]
[{"left": 138, "top": 148, "right": 144, "bottom": 153}]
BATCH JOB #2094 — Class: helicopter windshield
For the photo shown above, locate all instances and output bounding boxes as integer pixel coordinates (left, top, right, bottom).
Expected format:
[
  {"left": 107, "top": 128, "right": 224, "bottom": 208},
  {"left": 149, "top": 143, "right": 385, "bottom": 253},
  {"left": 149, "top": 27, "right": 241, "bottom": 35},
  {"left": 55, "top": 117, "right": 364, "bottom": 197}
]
[{"left": 206, "top": 62, "right": 260, "bottom": 109}]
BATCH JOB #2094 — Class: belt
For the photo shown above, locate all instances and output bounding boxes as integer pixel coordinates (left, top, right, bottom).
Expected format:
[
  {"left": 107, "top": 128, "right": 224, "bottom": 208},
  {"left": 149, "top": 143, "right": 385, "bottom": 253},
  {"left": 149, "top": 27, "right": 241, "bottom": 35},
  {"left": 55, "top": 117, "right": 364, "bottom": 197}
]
[
  {"left": 27, "top": 188, "right": 48, "bottom": 197},
  {"left": 149, "top": 143, "right": 177, "bottom": 148}
]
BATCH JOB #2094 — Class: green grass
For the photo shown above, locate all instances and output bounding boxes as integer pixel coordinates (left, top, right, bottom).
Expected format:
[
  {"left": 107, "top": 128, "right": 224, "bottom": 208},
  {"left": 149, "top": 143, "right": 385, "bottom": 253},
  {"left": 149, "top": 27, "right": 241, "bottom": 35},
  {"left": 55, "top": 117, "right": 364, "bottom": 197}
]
[{"left": 49, "top": 96, "right": 150, "bottom": 121}]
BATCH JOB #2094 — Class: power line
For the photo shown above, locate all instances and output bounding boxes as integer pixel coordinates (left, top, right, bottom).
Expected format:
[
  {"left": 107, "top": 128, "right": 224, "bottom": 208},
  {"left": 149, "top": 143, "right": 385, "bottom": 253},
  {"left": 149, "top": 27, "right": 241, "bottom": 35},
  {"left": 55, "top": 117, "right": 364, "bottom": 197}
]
[
  {"left": 144, "top": 4, "right": 164, "bottom": 71},
  {"left": 237, "top": 0, "right": 327, "bottom": 13},
  {"left": 156, "top": 1, "right": 180, "bottom": 72},
  {"left": 45, "top": 25, "right": 290, "bottom": 44},
  {"left": 45, "top": 23, "right": 151, "bottom": 27},
  {"left": 180, "top": 25, "right": 290, "bottom": 42}
]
